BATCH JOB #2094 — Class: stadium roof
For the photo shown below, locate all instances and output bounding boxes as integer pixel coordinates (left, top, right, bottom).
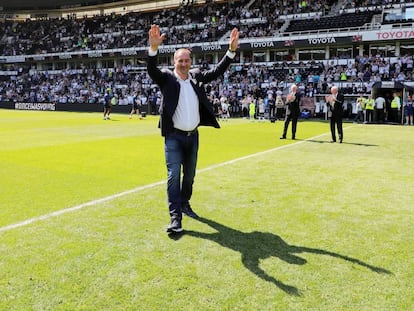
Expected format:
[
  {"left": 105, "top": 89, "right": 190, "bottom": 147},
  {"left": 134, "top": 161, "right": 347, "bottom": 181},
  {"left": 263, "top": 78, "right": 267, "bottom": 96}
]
[{"left": 0, "top": 0, "right": 151, "bottom": 11}]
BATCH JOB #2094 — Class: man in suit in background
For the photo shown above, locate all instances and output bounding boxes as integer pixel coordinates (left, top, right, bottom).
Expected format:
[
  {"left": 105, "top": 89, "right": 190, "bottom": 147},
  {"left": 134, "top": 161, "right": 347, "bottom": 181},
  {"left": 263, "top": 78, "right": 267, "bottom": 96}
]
[
  {"left": 280, "top": 84, "right": 301, "bottom": 140},
  {"left": 326, "top": 85, "right": 344, "bottom": 143},
  {"left": 147, "top": 24, "right": 239, "bottom": 233}
]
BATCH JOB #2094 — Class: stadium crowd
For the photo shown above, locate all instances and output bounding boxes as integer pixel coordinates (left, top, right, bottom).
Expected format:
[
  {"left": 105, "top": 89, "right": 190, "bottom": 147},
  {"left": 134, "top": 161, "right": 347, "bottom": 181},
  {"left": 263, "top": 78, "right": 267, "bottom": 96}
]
[
  {"left": 0, "top": 0, "right": 334, "bottom": 56},
  {"left": 0, "top": 0, "right": 408, "bottom": 56},
  {"left": 0, "top": 0, "right": 413, "bottom": 118},
  {"left": 1, "top": 53, "right": 412, "bottom": 113}
]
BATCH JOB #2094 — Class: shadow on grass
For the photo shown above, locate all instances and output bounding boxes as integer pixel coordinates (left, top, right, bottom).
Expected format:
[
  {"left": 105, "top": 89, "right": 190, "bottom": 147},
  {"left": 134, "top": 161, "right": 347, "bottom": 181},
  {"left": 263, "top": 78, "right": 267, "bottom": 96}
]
[
  {"left": 300, "top": 139, "right": 378, "bottom": 147},
  {"left": 177, "top": 217, "right": 391, "bottom": 296}
]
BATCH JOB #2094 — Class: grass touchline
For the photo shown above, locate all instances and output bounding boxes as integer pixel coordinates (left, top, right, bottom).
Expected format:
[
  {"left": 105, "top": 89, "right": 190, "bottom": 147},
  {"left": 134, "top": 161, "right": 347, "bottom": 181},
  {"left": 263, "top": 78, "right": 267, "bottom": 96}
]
[{"left": 0, "top": 128, "right": 340, "bottom": 234}]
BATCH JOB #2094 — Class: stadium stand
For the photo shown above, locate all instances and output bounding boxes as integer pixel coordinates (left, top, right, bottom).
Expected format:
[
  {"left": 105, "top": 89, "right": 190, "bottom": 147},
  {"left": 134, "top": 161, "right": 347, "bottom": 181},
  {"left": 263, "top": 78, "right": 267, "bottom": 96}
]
[
  {"left": 285, "top": 10, "right": 380, "bottom": 33},
  {"left": 0, "top": 0, "right": 413, "bottom": 121}
]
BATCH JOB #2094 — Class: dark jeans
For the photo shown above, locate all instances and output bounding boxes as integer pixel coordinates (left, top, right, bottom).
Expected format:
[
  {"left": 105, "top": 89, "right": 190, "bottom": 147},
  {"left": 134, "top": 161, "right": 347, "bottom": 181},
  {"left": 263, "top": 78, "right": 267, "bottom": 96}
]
[
  {"left": 269, "top": 104, "right": 276, "bottom": 117},
  {"left": 366, "top": 109, "right": 374, "bottom": 123},
  {"left": 354, "top": 111, "right": 363, "bottom": 122},
  {"left": 282, "top": 114, "right": 298, "bottom": 138},
  {"left": 330, "top": 116, "right": 343, "bottom": 141},
  {"left": 165, "top": 131, "right": 199, "bottom": 218},
  {"left": 375, "top": 108, "right": 384, "bottom": 123},
  {"left": 276, "top": 107, "right": 285, "bottom": 119},
  {"left": 390, "top": 108, "right": 399, "bottom": 123}
]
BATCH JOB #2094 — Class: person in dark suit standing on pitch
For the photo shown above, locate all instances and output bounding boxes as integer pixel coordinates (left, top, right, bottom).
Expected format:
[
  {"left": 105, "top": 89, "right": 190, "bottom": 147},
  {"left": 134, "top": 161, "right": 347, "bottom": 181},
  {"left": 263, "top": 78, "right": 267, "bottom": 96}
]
[
  {"left": 147, "top": 24, "right": 239, "bottom": 233},
  {"left": 280, "top": 84, "right": 301, "bottom": 140},
  {"left": 326, "top": 85, "right": 344, "bottom": 143}
]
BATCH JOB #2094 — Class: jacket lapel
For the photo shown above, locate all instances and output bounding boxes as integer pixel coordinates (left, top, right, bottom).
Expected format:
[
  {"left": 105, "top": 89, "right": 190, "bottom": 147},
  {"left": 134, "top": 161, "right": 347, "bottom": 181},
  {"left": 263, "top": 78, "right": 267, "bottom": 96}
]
[{"left": 188, "top": 73, "right": 201, "bottom": 99}]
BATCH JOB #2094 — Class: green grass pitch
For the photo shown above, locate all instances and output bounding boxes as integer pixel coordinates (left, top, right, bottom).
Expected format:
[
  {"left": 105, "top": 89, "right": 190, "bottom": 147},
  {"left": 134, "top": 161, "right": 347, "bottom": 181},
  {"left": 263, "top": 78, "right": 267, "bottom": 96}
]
[{"left": 1, "top": 109, "right": 413, "bottom": 310}]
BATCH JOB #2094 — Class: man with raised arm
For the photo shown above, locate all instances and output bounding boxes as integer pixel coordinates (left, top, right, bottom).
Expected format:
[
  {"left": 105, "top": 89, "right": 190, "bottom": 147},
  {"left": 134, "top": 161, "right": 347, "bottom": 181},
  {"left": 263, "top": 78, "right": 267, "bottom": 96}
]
[{"left": 147, "top": 24, "right": 239, "bottom": 233}]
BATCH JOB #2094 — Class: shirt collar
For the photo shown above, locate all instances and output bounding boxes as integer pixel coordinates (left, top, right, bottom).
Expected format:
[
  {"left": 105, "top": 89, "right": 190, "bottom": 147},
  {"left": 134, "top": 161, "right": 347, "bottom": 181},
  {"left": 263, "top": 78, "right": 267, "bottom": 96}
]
[{"left": 174, "top": 70, "right": 190, "bottom": 82}]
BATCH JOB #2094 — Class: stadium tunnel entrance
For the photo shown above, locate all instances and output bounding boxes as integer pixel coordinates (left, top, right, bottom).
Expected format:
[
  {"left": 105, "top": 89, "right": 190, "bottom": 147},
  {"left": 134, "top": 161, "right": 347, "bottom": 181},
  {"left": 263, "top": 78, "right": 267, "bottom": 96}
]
[
  {"left": 371, "top": 81, "right": 414, "bottom": 99},
  {"left": 371, "top": 81, "right": 414, "bottom": 124}
]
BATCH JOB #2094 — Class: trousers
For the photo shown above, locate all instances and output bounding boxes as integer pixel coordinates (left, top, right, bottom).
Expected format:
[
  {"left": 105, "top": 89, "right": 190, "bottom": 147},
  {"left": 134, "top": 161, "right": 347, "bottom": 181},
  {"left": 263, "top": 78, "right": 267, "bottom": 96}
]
[
  {"left": 330, "top": 116, "right": 343, "bottom": 141},
  {"left": 164, "top": 131, "right": 199, "bottom": 218},
  {"left": 282, "top": 114, "right": 298, "bottom": 138}
]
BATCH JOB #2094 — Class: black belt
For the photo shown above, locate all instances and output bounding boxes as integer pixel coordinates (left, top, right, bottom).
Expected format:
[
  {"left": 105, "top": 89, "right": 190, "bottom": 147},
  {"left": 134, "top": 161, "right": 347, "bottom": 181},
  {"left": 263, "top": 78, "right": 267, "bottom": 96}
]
[{"left": 173, "top": 128, "right": 198, "bottom": 136}]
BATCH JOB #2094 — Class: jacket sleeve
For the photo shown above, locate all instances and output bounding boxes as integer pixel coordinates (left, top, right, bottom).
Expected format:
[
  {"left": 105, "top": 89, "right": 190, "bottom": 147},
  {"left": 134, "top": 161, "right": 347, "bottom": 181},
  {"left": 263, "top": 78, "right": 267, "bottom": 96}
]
[
  {"left": 147, "top": 54, "right": 167, "bottom": 87},
  {"left": 197, "top": 54, "right": 233, "bottom": 83}
]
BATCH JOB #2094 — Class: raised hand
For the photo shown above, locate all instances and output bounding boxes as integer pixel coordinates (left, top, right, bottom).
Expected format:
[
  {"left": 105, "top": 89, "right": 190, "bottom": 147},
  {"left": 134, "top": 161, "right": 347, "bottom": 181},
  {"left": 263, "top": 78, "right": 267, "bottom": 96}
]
[
  {"left": 149, "top": 24, "right": 166, "bottom": 51},
  {"left": 229, "top": 27, "right": 239, "bottom": 52}
]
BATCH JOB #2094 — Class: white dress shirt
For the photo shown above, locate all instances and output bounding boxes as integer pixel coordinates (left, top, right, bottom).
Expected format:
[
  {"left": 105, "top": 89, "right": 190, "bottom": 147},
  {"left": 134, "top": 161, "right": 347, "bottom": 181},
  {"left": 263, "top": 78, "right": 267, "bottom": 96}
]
[
  {"left": 148, "top": 48, "right": 236, "bottom": 131},
  {"left": 173, "top": 75, "right": 200, "bottom": 131}
]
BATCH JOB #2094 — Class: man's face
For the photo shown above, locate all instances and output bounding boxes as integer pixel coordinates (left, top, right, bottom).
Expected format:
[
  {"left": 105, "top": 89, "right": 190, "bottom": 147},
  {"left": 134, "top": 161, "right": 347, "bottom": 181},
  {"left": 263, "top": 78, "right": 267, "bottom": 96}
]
[{"left": 174, "top": 49, "right": 192, "bottom": 78}]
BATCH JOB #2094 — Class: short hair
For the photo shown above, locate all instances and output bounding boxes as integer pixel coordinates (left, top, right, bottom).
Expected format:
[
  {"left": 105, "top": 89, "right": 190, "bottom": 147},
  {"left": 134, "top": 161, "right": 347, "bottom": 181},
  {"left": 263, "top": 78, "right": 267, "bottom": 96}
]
[{"left": 174, "top": 48, "right": 192, "bottom": 60}]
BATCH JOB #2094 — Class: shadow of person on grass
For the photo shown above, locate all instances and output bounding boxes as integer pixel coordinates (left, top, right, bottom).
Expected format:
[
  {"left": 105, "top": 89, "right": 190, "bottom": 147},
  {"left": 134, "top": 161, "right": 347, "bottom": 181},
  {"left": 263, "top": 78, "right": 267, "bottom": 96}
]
[
  {"left": 300, "top": 139, "right": 378, "bottom": 147},
  {"left": 182, "top": 217, "right": 391, "bottom": 296}
]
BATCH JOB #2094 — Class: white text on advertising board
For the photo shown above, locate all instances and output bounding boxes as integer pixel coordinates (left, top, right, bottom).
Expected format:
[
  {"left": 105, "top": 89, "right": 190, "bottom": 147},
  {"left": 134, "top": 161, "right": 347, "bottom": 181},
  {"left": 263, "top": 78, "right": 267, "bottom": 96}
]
[
  {"left": 308, "top": 37, "right": 336, "bottom": 44},
  {"left": 15, "top": 103, "right": 56, "bottom": 111},
  {"left": 250, "top": 42, "right": 275, "bottom": 48},
  {"left": 158, "top": 47, "right": 177, "bottom": 54},
  {"left": 201, "top": 44, "right": 221, "bottom": 51}
]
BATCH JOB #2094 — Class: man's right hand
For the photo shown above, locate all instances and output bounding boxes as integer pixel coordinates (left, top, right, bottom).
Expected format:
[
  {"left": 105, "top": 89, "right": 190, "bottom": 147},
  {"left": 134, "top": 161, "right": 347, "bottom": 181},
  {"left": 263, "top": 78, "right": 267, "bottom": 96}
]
[{"left": 148, "top": 24, "right": 166, "bottom": 51}]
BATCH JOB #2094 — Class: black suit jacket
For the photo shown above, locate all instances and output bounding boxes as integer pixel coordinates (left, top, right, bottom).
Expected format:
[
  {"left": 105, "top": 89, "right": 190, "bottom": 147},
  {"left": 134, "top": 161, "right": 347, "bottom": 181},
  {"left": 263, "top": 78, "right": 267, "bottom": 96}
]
[
  {"left": 147, "top": 52, "right": 233, "bottom": 136},
  {"left": 328, "top": 92, "right": 344, "bottom": 118},
  {"left": 285, "top": 92, "right": 301, "bottom": 117}
]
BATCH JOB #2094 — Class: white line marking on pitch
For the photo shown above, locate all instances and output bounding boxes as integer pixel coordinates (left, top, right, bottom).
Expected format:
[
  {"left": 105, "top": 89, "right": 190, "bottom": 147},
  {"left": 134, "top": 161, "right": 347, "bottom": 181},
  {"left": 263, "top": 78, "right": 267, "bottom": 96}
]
[{"left": 0, "top": 128, "right": 351, "bottom": 233}]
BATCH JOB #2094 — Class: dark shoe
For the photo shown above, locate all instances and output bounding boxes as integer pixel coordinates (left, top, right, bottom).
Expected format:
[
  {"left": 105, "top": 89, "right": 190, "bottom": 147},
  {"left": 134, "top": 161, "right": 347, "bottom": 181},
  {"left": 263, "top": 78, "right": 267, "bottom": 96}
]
[
  {"left": 167, "top": 217, "right": 183, "bottom": 233},
  {"left": 182, "top": 204, "right": 199, "bottom": 219},
  {"left": 292, "top": 136, "right": 296, "bottom": 140},
  {"left": 280, "top": 136, "right": 286, "bottom": 139},
  {"left": 330, "top": 140, "right": 336, "bottom": 143},
  {"left": 339, "top": 139, "right": 343, "bottom": 143}
]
